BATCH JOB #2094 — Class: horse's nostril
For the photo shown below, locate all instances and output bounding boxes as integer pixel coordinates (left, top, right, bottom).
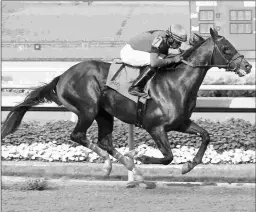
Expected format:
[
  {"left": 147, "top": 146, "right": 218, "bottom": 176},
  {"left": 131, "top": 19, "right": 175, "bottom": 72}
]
[{"left": 245, "top": 64, "right": 252, "bottom": 73}]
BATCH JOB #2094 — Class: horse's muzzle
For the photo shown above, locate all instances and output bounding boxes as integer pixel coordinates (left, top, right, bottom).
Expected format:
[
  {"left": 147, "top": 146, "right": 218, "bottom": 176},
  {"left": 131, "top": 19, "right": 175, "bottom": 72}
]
[
  {"left": 245, "top": 64, "right": 252, "bottom": 74},
  {"left": 237, "top": 63, "right": 252, "bottom": 77}
]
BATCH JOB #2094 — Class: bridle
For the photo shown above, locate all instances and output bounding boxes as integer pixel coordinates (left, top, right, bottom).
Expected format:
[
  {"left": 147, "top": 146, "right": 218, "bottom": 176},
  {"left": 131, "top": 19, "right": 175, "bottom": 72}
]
[{"left": 180, "top": 38, "right": 244, "bottom": 71}]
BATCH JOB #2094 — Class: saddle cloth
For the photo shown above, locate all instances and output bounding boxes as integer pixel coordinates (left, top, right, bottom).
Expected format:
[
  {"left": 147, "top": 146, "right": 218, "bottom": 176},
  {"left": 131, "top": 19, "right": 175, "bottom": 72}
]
[{"left": 106, "top": 59, "right": 153, "bottom": 103}]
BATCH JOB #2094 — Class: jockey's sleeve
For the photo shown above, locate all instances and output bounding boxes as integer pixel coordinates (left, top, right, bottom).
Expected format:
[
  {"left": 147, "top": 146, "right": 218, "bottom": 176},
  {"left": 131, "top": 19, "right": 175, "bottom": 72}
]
[
  {"left": 150, "top": 52, "right": 172, "bottom": 68},
  {"left": 151, "top": 36, "right": 164, "bottom": 54},
  {"left": 150, "top": 36, "right": 170, "bottom": 68}
]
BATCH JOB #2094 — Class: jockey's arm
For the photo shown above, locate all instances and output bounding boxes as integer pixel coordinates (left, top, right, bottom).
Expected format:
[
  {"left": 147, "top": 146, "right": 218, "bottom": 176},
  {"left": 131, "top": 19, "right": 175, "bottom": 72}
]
[
  {"left": 150, "top": 36, "right": 182, "bottom": 68},
  {"left": 150, "top": 52, "right": 181, "bottom": 68}
]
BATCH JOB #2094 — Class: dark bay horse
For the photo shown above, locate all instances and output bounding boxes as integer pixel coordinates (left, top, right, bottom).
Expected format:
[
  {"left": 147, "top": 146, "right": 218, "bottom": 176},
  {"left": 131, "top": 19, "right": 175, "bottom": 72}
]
[{"left": 2, "top": 29, "right": 252, "bottom": 182}]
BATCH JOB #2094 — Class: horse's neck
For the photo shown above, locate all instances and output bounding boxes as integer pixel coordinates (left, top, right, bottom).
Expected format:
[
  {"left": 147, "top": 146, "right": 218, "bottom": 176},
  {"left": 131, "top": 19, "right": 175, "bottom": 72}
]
[
  {"left": 178, "top": 39, "right": 214, "bottom": 92},
  {"left": 188, "top": 38, "right": 214, "bottom": 67},
  {"left": 154, "top": 39, "right": 214, "bottom": 100}
]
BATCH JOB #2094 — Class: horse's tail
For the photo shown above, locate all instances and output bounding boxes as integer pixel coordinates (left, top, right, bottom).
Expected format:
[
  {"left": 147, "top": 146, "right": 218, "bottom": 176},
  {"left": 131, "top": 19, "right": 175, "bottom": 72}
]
[{"left": 1, "top": 76, "right": 61, "bottom": 139}]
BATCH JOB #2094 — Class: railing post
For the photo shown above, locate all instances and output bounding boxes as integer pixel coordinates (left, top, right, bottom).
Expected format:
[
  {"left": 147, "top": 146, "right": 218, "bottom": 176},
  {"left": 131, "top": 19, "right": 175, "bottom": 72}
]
[
  {"left": 127, "top": 124, "right": 134, "bottom": 181},
  {"left": 70, "top": 113, "right": 77, "bottom": 122}
]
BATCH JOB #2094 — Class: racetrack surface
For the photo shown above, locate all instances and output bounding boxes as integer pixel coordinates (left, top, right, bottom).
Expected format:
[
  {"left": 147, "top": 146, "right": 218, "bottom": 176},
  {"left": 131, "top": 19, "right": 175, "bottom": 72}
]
[{"left": 2, "top": 181, "right": 255, "bottom": 212}]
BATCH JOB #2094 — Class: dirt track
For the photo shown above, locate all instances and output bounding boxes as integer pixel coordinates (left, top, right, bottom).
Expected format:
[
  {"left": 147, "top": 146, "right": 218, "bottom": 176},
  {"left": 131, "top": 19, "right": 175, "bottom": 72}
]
[{"left": 2, "top": 183, "right": 255, "bottom": 212}]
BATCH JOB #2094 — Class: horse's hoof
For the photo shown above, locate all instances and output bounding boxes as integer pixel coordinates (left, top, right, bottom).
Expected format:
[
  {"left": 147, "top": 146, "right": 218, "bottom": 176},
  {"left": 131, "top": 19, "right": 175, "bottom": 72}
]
[
  {"left": 181, "top": 161, "right": 196, "bottom": 175},
  {"left": 124, "top": 149, "right": 139, "bottom": 159},
  {"left": 103, "top": 160, "right": 112, "bottom": 176},
  {"left": 126, "top": 181, "right": 140, "bottom": 188}
]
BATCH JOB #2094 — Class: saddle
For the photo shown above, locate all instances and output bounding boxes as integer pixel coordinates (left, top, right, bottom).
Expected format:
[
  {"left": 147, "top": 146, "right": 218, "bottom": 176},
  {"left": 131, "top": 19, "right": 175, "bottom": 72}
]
[
  {"left": 111, "top": 61, "right": 149, "bottom": 85},
  {"left": 106, "top": 59, "right": 153, "bottom": 128}
]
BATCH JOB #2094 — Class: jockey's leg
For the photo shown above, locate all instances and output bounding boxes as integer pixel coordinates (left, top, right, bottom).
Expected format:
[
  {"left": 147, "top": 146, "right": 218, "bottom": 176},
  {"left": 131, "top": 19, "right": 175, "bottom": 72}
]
[
  {"left": 128, "top": 66, "right": 156, "bottom": 97},
  {"left": 120, "top": 44, "right": 150, "bottom": 67},
  {"left": 120, "top": 44, "right": 154, "bottom": 97}
]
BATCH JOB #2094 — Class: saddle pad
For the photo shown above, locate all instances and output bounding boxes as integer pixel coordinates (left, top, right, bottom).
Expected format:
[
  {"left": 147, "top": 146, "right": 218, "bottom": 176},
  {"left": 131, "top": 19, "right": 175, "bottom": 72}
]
[{"left": 106, "top": 59, "right": 151, "bottom": 103}]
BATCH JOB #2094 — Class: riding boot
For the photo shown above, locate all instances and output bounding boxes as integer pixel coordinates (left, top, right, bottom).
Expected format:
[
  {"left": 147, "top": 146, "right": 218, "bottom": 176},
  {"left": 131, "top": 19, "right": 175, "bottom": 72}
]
[{"left": 128, "top": 66, "right": 156, "bottom": 97}]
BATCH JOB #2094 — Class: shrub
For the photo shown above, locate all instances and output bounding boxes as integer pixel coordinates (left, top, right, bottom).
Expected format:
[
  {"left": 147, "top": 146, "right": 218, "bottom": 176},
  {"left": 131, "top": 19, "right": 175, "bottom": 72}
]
[{"left": 2, "top": 119, "right": 255, "bottom": 153}]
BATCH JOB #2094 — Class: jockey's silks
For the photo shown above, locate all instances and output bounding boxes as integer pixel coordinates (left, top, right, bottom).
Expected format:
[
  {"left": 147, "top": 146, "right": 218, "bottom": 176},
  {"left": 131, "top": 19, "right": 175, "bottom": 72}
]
[{"left": 128, "top": 30, "right": 170, "bottom": 56}]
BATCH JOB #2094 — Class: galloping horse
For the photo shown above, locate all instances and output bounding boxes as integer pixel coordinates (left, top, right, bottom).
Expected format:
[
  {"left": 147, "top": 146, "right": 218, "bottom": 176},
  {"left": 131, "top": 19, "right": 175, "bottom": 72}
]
[{"left": 2, "top": 29, "right": 252, "bottom": 182}]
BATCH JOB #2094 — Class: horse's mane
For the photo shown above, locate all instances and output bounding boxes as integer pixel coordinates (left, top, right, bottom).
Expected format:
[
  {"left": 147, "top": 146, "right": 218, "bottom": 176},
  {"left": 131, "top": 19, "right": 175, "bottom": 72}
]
[
  {"left": 163, "top": 37, "right": 209, "bottom": 70},
  {"left": 181, "top": 38, "right": 208, "bottom": 60}
]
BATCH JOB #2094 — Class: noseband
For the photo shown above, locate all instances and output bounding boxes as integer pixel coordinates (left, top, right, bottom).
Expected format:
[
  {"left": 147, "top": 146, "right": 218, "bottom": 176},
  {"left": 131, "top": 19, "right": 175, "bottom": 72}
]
[{"left": 181, "top": 38, "right": 244, "bottom": 71}]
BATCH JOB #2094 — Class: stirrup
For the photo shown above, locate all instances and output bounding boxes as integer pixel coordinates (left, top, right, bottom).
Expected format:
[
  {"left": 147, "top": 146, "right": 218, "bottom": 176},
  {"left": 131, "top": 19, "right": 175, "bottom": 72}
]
[{"left": 128, "top": 87, "right": 147, "bottom": 97}]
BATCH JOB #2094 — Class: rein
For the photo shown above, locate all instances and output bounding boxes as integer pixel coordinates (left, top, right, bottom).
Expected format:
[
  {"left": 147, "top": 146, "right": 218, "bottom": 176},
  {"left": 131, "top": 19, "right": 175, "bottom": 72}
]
[
  {"left": 180, "top": 39, "right": 244, "bottom": 71},
  {"left": 180, "top": 59, "right": 229, "bottom": 68}
]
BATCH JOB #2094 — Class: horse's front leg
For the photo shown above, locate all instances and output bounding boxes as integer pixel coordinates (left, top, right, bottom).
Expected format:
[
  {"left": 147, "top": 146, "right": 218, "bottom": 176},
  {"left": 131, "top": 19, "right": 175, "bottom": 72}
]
[
  {"left": 128, "top": 126, "right": 174, "bottom": 165},
  {"left": 178, "top": 119, "right": 210, "bottom": 174}
]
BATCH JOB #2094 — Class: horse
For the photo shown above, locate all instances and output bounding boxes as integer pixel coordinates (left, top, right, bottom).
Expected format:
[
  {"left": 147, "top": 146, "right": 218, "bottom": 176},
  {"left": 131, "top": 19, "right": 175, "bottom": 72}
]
[{"left": 2, "top": 28, "right": 252, "bottom": 184}]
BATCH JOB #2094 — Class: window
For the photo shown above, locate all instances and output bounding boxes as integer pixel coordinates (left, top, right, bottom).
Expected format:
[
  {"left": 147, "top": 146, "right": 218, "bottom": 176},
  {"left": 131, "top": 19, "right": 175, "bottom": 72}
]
[
  {"left": 230, "top": 23, "right": 252, "bottom": 34},
  {"left": 199, "top": 10, "right": 214, "bottom": 21},
  {"left": 199, "top": 23, "right": 214, "bottom": 34},
  {"left": 230, "top": 10, "right": 252, "bottom": 21}
]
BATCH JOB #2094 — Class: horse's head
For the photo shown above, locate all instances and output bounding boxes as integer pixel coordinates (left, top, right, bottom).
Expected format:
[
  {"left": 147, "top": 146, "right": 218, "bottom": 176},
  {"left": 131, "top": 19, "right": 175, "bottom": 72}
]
[{"left": 210, "top": 28, "right": 252, "bottom": 77}]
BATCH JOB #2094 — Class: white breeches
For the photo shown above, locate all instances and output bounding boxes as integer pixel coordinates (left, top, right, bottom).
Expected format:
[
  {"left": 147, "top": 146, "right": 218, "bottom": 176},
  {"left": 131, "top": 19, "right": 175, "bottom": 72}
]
[{"left": 120, "top": 44, "right": 151, "bottom": 67}]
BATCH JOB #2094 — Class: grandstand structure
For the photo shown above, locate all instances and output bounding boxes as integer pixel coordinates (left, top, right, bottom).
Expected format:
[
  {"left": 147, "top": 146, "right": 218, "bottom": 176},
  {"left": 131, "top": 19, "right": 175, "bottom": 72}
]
[
  {"left": 2, "top": 1, "right": 255, "bottom": 86},
  {"left": 2, "top": 1, "right": 255, "bottom": 61}
]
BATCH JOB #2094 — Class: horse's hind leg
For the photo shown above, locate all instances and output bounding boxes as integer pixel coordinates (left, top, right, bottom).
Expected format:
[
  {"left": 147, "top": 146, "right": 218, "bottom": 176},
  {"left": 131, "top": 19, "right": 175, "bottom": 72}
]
[
  {"left": 94, "top": 109, "right": 114, "bottom": 176},
  {"left": 178, "top": 119, "right": 210, "bottom": 174},
  {"left": 95, "top": 109, "right": 144, "bottom": 182},
  {"left": 70, "top": 111, "right": 112, "bottom": 176}
]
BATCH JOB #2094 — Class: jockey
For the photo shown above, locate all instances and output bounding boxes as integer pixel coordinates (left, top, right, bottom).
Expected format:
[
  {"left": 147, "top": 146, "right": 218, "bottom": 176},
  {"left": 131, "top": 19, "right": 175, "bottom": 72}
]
[{"left": 120, "top": 24, "right": 188, "bottom": 97}]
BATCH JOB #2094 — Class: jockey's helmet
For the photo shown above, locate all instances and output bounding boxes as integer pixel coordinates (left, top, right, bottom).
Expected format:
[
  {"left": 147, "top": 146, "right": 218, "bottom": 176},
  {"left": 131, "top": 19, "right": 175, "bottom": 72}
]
[{"left": 168, "top": 24, "right": 187, "bottom": 43}]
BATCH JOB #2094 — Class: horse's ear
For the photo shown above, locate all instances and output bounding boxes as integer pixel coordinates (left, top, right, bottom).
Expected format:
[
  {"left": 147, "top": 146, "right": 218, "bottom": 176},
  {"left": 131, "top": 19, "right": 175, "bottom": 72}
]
[
  {"left": 214, "top": 28, "right": 219, "bottom": 35},
  {"left": 210, "top": 28, "right": 218, "bottom": 40}
]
